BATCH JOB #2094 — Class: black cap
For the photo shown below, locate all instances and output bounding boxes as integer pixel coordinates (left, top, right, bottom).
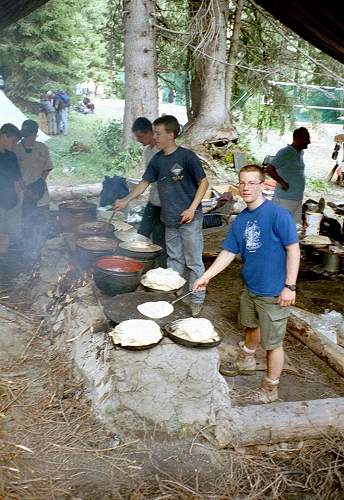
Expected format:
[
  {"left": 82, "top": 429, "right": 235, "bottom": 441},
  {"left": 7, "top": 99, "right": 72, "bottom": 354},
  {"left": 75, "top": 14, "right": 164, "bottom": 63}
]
[
  {"left": 21, "top": 119, "right": 39, "bottom": 137},
  {"left": 0, "top": 123, "right": 21, "bottom": 139}
]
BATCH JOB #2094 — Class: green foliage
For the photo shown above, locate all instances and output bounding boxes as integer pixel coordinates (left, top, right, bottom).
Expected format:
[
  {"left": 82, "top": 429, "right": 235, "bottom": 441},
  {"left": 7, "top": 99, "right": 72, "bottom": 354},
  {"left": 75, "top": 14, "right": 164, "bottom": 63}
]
[
  {"left": 230, "top": 4, "right": 344, "bottom": 134},
  {"left": 103, "top": 0, "right": 125, "bottom": 96},
  {"left": 96, "top": 119, "right": 143, "bottom": 175},
  {"left": 47, "top": 113, "right": 142, "bottom": 184},
  {"left": 0, "top": 0, "right": 111, "bottom": 100},
  {"left": 305, "top": 177, "right": 331, "bottom": 196}
]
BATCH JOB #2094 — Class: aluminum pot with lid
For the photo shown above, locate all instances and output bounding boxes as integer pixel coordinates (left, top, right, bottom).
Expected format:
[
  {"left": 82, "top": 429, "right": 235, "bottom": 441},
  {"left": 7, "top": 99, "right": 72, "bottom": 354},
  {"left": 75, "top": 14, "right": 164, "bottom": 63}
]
[{"left": 117, "top": 241, "right": 162, "bottom": 273}]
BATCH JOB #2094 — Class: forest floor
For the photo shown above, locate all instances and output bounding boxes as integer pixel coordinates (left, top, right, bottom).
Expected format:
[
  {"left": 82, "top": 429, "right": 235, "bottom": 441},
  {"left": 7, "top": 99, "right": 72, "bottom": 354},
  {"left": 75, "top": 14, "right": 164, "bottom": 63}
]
[{"left": 1, "top": 227, "right": 344, "bottom": 499}]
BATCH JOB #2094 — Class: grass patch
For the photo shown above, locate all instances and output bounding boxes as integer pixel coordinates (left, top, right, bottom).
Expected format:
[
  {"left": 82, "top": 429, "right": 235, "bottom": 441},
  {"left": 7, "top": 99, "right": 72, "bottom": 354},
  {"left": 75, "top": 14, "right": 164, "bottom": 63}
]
[
  {"left": 47, "top": 112, "right": 143, "bottom": 185},
  {"left": 305, "top": 177, "right": 331, "bottom": 197}
]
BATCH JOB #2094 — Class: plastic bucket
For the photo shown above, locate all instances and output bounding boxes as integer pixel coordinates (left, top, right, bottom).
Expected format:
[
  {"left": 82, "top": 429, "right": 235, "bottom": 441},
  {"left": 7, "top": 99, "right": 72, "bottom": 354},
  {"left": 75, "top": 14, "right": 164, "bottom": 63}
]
[{"left": 304, "top": 212, "right": 323, "bottom": 237}]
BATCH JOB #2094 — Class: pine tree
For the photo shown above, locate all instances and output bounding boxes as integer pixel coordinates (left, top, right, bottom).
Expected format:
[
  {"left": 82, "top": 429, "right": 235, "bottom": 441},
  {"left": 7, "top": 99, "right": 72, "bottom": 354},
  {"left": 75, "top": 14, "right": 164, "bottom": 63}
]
[{"left": 0, "top": 0, "right": 110, "bottom": 100}]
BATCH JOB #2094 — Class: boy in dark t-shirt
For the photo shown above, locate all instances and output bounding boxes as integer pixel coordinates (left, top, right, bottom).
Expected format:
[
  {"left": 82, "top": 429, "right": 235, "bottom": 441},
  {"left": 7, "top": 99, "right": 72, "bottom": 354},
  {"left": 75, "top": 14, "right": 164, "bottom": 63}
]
[
  {"left": 0, "top": 123, "right": 22, "bottom": 254},
  {"left": 115, "top": 115, "right": 209, "bottom": 316}
]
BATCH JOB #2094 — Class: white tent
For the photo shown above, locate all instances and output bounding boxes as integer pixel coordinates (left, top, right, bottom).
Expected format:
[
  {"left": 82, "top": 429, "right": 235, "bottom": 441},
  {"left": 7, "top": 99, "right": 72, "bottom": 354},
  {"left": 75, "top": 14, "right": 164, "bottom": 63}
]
[{"left": 0, "top": 90, "right": 49, "bottom": 142}]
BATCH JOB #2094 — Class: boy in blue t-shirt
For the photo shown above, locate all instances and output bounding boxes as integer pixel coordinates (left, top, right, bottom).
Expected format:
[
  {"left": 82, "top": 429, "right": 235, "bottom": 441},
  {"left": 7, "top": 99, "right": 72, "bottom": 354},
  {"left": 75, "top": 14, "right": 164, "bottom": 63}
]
[
  {"left": 193, "top": 165, "right": 300, "bottom": 404},
  {"left": 115, "top": 115, "right": 209, "bottom": 316}
]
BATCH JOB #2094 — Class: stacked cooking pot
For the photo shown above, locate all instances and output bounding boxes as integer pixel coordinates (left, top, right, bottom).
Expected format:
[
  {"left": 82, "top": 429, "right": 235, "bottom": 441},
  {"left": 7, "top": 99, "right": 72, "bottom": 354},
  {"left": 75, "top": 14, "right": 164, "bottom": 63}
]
[
  {"left": 57, "top": 201, "right": 162, "bottom": 296},
  {"left": 94, "top": 229, "right": 162, "bottom": 295}
]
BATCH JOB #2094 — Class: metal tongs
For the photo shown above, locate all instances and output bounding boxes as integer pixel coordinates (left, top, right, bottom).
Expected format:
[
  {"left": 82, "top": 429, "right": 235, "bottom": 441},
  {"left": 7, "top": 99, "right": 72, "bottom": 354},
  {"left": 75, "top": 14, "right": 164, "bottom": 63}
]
[
  {"left": 108, "top": 211, "right": 116, "bottom": 225},
  {"left": 170, "top": 290, "right": 194, "bottom": 305}
]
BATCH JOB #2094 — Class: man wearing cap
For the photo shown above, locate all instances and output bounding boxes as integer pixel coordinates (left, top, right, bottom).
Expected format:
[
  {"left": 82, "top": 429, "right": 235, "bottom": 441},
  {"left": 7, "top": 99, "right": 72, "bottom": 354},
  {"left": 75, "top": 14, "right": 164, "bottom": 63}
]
[
  {"left": 0, "top": 123, "right": 23, "bottom": 258},
  {"left": 14, "top": 120, "right": 53, "bottom": 259}
]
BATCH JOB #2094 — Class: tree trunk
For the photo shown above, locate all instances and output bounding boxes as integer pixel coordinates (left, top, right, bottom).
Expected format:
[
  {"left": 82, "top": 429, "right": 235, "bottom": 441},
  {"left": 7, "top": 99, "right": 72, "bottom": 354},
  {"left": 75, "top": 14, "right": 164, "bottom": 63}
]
[
  {"left": 183, "top": 0, "right": 237, "bottom": 146},
  {"left": 215, "top": 398, "right": 344, "bottom": 448},
  {"left": 122, "top": 0, "right": 158, "bottom": 146},
  {"left": 48, "top": 184, "right": 102, "bottom": 202},
  {"left": 225, "top": 0, "right": 245, "bottom": 110}
]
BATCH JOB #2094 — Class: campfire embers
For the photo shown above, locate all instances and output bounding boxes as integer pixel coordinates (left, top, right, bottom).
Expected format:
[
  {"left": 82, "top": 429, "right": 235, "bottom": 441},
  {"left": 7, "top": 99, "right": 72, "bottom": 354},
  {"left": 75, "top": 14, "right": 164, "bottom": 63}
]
[{"left": 46, "top": 265, "right": 90, "bottom": 317}]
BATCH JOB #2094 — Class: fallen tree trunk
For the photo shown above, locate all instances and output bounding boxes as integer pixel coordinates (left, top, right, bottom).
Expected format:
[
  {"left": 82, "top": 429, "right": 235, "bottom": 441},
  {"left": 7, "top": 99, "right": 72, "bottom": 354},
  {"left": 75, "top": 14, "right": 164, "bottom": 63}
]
[
  {"left": 216, "top": 397, "right": 344, "bottom": 448},
  {"left": 48, "top": 183, "right": 102, "bottom": 202},
  {"left": 288, "top": 308, "right": 344, "bottom": 378}
]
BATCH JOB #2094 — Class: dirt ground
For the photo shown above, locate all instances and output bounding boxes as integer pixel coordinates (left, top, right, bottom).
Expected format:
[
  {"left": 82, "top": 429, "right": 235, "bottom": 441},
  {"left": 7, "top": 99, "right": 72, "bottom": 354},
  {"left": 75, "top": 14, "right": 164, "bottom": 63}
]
[{"left": 0, "top": 228, "right": 344, "bottom": 498}]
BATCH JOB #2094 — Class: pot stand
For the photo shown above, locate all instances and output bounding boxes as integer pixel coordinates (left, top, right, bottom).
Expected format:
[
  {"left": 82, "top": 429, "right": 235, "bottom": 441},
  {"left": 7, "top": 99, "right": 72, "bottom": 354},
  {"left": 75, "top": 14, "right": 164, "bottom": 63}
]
[{"left": 102, "top": 290, "right": 190, "bottom": 327}]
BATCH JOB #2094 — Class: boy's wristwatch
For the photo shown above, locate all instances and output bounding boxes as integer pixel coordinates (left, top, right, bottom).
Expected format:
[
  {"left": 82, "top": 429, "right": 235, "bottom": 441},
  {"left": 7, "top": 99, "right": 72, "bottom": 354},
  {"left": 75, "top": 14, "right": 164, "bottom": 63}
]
[{"left": 284, "top": 284, "right": 296, "bottom": 291}]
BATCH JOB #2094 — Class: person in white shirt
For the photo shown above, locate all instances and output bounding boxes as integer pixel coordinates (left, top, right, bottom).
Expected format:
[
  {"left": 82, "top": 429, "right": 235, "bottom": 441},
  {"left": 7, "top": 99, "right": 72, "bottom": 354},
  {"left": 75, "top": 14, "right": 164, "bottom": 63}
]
[{"left": 132, "top": 117, "right": 166, "bottom": 266}]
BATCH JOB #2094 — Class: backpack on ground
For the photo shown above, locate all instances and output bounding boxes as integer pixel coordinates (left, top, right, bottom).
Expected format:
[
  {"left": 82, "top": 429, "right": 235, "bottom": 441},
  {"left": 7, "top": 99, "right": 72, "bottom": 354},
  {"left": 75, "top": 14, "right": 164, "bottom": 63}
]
[{"left": 100, "top": 175, "right": 129, "bottom": 207}]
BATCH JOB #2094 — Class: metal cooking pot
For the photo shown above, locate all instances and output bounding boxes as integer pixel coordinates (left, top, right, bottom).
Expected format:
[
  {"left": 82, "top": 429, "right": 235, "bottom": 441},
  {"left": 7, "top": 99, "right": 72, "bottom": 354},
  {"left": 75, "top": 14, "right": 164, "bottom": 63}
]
[
  {"left": 75, "top": 236, "right": 117, "bottom": 268},
  {"left": 118, "top": 241, "right": 162, "bottom": 273},
  {"left": 94, "top": 256, "right": 144, "bottom": 295},
  {"left": 58, "top": 201, "right": 97, "bottom": 232}
]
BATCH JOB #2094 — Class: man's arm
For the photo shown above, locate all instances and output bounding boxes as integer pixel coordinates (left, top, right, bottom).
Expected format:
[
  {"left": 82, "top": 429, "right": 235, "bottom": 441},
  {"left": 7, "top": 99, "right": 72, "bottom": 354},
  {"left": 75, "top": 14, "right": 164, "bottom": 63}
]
[
  {"left": 180, "top": 177, "right": 209, "bottom": 223},
  {"left": 193, "top": 249, "right": 236, "bottom": 291},
  {"left": 265, "top": 164, "right": 289, "bottom": 191},
  {"left": 278, "top": 242, "right": 300, "bottom": 307},
  {"left": 113, "top": 180, "right": 150, "bottom": 210},
  {"left": 42, "top": 147, "right": 53, "bottom": 180}
]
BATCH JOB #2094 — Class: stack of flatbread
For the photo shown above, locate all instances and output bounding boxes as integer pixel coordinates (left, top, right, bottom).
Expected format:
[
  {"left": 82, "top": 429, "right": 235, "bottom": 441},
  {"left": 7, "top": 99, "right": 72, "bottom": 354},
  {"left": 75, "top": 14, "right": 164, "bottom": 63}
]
[
  {"left": 141, "top": 267, "right": 186, "bottom": 291},
  {"left": 169, "top": 318, "right": 220, "bottom": 343},
  {"left": 108, "top": 319, "right": 162, "bottom": 347}
]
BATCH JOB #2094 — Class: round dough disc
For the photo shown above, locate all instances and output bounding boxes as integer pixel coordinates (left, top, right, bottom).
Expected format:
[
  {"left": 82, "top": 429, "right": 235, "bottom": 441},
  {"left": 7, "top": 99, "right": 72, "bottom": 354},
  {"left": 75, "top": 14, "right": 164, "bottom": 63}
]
[{"left": 137, "top": 301, "right": 174, "bottom": 319}]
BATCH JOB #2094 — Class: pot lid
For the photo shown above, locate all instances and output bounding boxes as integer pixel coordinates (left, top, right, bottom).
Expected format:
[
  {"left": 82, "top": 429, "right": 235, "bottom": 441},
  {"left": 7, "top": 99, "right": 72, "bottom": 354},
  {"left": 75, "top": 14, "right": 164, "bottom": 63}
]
[
  {"left": 78, "top": 221, "right": 112, "bottom": 234},
  {"left": 76, "top": 236, "right": 117, "bottom": 251},
  {"left": 115, "top": 230, "right": 151, "bottom": 244},
  {"left": 59, "top": 201, "right": 97, "bottom": 212},
  {"left": 119, "top": 241, "right": 162, "bottom": 253}
]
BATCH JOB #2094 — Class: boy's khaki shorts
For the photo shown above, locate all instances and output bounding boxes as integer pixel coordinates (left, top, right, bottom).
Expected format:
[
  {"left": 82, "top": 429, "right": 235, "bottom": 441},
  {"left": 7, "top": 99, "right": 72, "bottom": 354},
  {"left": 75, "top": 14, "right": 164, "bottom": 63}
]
[{"left": 239, "top": 288, "right": 290, "bottom": 350}]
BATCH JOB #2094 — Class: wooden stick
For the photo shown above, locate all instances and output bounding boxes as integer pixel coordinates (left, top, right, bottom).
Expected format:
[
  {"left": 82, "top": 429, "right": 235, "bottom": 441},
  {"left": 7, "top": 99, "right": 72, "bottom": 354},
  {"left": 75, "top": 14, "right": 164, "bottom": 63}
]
[
  {"left": 20, "top": 319, "right": 45, "bottom": 360},
  {"left": 66, "top": 325, "right": 92, "bottom": 343}
]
